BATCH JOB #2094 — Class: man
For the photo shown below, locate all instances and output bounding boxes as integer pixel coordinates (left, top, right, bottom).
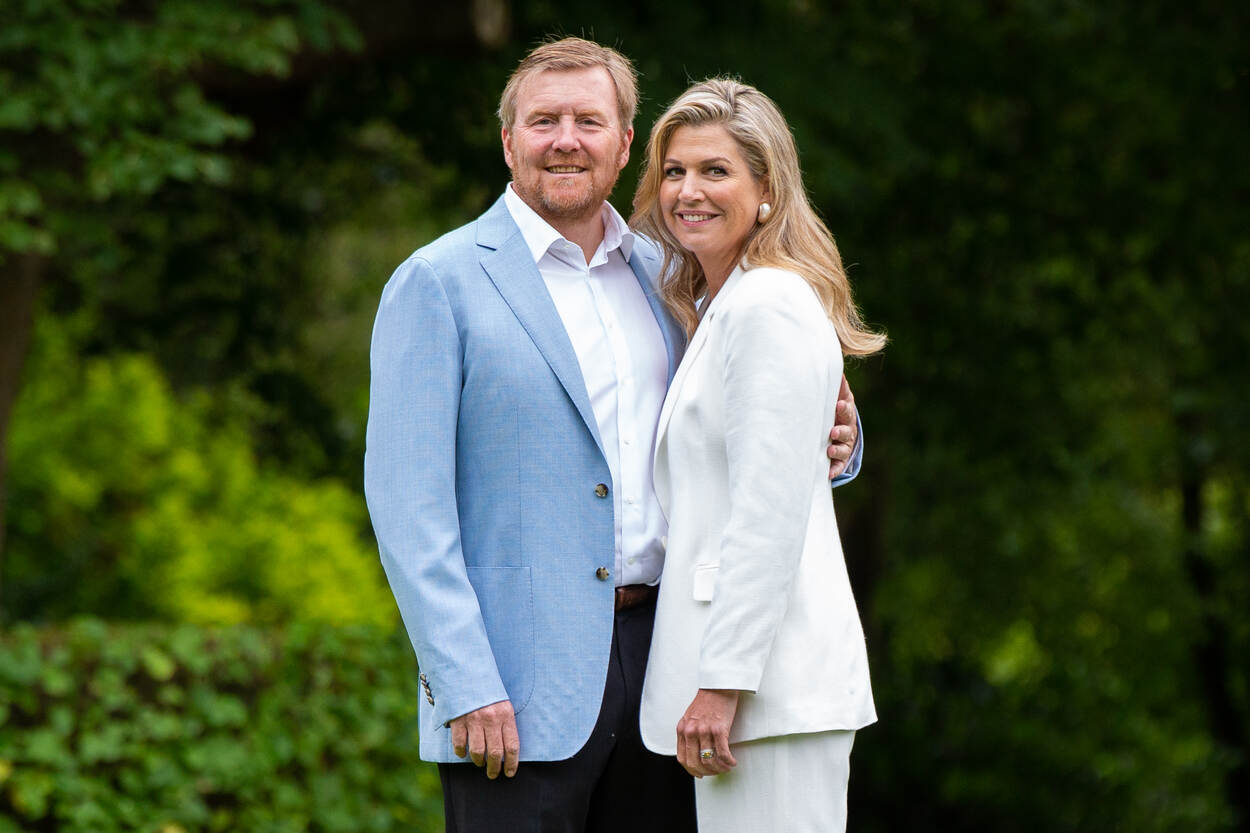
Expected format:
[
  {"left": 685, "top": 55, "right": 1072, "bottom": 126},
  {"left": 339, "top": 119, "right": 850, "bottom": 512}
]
[{"left": 364, "top": 38, "right": 862, "bottom": 833}]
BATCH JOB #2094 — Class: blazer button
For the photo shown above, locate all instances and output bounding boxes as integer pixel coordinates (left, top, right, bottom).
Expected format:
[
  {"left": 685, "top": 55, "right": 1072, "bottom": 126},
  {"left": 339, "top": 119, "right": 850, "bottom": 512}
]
[
  {"left": 594, "top": 483, "right": 609, "bottom": 498},
  {"left": 596, "top": 566, "right": 611, "bottom": 581}
]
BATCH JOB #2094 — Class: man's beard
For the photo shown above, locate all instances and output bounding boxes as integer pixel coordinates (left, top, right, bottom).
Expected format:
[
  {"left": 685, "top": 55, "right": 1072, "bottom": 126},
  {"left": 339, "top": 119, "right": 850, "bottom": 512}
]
[
  {"left": 532, "top": 181, "right": 611, "bottom": 219},
  {"left": 512, "top": 160, "right": 619, "bottom": 223}
]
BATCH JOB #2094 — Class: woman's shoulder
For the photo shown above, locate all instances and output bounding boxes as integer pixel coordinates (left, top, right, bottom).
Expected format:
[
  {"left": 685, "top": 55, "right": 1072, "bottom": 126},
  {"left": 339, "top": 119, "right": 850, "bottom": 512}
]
[{"left": 725, "top": 265, "right": 827, "bottom": 322}]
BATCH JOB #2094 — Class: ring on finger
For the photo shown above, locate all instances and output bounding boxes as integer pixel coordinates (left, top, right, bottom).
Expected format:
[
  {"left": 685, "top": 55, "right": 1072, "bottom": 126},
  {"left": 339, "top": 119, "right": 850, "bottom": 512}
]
[{"left": 699, "top": 748, "right": 715, "bottom": 761}]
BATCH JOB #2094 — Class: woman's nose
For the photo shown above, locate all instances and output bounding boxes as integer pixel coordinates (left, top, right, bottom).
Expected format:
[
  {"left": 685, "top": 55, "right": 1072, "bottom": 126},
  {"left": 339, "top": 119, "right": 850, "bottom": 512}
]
[{"left": 678, "top": 175, "right": 702, "bottom": 201}]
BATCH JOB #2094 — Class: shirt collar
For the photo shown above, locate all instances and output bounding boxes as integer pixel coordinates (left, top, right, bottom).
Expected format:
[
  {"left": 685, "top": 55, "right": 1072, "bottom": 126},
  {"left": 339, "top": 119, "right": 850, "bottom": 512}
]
[{"left": 504, "top": 183, "right": 635, "bottom": 265}]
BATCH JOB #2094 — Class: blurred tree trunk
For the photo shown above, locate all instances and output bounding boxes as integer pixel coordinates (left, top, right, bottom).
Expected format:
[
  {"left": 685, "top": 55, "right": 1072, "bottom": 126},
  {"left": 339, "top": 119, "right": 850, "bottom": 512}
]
[
  {"left": 1178, "top": 413, "right": 1250, "bottom": 831},
  {"left": 0, "top": 253, "right": 43, "bottom": 605}
]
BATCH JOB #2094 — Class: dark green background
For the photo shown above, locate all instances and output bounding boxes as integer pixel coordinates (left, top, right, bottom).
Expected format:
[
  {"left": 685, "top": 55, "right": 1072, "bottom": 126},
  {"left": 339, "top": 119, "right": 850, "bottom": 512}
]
[{"left": 1, "top": 1, "right": 1247, "bottom": 830}]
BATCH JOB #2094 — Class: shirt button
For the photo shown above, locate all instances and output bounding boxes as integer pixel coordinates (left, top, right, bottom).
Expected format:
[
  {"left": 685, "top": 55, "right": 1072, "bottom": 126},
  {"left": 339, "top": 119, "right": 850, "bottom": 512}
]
[
  {"left": 595, "top": 483, "right": 609, "bottom": 498},
  {"left": 596, "top": 566, "right": 611, "bottom": 581}
]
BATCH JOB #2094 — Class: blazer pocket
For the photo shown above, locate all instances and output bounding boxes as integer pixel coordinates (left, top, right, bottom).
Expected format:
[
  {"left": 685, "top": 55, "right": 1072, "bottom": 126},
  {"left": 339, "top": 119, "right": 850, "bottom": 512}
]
[
  {"left": 692, "top": 564, "right": 719, "bottom": 602},
  {"left": 466, "top": 566, "right": 536, "bottom": 715}
]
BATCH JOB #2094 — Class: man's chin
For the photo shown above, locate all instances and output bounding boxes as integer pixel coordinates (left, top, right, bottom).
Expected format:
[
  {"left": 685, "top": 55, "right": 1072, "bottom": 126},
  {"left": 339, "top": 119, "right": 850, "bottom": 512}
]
[{"left": 538, "top": 191, "right": 602, "bottom": 220}]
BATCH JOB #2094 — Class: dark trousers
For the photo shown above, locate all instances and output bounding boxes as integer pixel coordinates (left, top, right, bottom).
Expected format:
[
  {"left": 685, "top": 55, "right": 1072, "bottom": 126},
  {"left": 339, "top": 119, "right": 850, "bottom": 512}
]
[{"left": 439, "top": 599, "right": 696, "bottom": 833}]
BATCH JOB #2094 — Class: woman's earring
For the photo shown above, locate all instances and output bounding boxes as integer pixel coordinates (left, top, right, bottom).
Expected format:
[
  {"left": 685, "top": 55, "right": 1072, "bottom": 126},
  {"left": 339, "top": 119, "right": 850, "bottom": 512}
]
[{"left": 757, "top": 202, "right": 772, "bottom": 223}]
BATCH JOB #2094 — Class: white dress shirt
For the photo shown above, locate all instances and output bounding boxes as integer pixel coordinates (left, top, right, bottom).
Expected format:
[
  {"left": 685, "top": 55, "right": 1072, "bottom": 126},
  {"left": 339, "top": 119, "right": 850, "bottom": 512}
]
[{"left": 504, "top": 185, "right": 670, "bottom": 586}]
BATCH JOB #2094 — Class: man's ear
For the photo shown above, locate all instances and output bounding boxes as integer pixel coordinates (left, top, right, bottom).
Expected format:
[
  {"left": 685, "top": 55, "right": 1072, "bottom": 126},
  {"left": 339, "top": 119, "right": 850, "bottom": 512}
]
[
  {"left": 617, "top": 126, "right": 634, "bottom": 169},
  {"left": 502, "top": 127, "right": 514, "bottom": 170}
]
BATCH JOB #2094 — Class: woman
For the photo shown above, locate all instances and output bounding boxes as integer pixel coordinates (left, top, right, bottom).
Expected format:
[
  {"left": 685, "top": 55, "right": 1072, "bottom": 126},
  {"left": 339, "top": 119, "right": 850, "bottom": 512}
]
[{"left": 631, "top": 78, "right": 886, "bottom": 832}]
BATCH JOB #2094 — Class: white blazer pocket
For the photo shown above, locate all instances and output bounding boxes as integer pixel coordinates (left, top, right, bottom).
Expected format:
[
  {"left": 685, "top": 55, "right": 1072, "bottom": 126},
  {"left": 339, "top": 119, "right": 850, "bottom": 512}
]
[{"left": 692, "top": 564, "right": 719, "bottom": 602}]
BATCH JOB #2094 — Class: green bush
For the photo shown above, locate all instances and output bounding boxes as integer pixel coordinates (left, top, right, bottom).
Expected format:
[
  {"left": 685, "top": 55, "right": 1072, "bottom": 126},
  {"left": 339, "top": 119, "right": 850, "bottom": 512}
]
[
  {"left": 0, "top": 620, "right": 442, "bottom": 832},
  {"left": 4, "top": 315, "right": 396, "bottom": 627}
]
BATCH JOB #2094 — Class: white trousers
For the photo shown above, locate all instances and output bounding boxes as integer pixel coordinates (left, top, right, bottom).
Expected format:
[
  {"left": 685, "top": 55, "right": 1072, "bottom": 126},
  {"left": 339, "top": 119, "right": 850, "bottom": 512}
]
[{"left": 694, "top": 730, "right": 856, "bottom": 833}]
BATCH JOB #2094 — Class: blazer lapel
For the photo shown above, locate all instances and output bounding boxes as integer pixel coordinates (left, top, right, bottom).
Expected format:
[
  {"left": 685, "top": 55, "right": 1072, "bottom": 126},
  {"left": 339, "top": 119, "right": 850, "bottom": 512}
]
[
  {"left": 652, "top": 265, "right": 748, "bottom": 462},
  {"left": 476, "top": 196, "right": 605, "bottom": 455},
  {"left": 653, "top": 313, "right": 711, "bottom": 463},
  {"left": 627, "top": 247, "right": 685, "bottom": 385}
]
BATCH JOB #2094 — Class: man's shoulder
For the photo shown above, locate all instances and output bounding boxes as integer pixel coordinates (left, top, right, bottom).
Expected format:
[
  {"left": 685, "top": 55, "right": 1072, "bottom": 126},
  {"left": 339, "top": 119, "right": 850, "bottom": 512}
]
[
  {"left": 403, "top": 195, "right": 519, "bottom": 269},
  {"left": 627, "top": 231, "right": 665, "bottom": 286},
  {"left": 408, "top": 217, "right": 486, "bottom": 268},
  {"left": 630, "top": 231, "right": 662, "bottom": 264}
]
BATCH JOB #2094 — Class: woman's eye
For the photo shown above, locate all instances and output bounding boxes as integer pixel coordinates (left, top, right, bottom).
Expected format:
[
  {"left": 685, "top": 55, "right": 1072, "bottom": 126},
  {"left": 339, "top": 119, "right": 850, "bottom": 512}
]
[
  {"left": 663, "top": 167, "right": 683, "bottom": 177},
  {"left": 708, "top": 166, "right": 727, "bottom": 176}
]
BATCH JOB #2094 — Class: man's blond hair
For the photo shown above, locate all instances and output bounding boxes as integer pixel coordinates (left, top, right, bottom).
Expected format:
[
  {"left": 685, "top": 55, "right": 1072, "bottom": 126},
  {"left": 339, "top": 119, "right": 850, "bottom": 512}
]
[{"left": 498, "top": 37, "right": 638, "bottom": 132}]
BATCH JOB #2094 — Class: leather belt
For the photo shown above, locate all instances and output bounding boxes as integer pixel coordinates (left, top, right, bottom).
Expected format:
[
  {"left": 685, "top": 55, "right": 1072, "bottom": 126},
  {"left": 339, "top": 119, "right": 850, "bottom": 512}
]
[{"left": 615, "top": 583, "right": 658, "bottom": 612}]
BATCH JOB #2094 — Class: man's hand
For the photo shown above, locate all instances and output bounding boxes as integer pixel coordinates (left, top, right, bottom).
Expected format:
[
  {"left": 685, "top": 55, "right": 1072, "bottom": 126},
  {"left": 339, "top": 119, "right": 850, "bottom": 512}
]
[
  {"left": 827, "top": 375, "right": 859, "bottom": 479},
  {"left": 450, "top": 700, "right": 520, "bottom": 779}
]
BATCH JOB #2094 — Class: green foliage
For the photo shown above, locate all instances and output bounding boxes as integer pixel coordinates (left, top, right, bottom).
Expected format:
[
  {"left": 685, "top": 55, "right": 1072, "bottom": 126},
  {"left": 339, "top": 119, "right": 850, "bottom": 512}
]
[
  {"left": 0, "top": 0, "right": 358, "bottom": 260},
  {"left": 2, "top": 0, "right": 1248, "bottom": 829},
  {"left": 0, "top": 620, "right": 442, "bottom": 832},
  {"left": 3, "top": 314, "right": 395, "bottom": 627}
]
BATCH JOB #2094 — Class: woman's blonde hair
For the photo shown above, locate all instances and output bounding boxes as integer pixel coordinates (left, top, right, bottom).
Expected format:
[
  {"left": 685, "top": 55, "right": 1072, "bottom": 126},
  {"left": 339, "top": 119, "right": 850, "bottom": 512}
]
[{"left": 631, "top": 77, "right": 885, "bottom": 355}]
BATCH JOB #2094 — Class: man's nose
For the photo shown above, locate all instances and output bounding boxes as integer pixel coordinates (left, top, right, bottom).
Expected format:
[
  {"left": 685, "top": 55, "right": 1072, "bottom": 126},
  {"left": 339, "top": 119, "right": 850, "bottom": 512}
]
[{"left": 552, "top": 118, "right": 580, "bottom": 152}]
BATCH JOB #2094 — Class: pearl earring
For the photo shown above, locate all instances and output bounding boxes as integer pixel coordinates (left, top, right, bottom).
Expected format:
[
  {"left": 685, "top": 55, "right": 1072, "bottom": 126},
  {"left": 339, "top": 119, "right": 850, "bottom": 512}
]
[{"left": 757, "top": 202, "right": 772, "bottom": 223}]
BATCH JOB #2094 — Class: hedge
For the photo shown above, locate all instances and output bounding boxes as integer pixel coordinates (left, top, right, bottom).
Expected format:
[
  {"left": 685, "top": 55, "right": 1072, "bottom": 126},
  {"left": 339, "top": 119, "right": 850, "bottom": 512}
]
[{"left": 0, "top": 620, "right": 443, "bottom": 832}]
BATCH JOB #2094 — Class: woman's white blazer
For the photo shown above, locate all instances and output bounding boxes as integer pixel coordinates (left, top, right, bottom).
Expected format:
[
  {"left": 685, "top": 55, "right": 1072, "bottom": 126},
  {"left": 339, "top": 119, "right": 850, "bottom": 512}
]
[{"left": 640, "top": 264, "right": 877, "bottom": 754}]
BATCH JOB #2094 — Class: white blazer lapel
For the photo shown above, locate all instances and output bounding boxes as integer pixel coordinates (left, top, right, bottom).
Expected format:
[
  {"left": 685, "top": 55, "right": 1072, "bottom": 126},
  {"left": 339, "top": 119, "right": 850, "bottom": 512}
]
[{"left": 652, "top": 265, "right": 748, "bottom": 486}]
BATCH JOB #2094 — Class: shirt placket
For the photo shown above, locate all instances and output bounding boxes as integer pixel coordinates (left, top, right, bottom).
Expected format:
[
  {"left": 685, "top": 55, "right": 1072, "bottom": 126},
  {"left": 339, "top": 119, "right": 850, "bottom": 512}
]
[{"left": 585, "top": 263, "right": 642, "bottom": 585}]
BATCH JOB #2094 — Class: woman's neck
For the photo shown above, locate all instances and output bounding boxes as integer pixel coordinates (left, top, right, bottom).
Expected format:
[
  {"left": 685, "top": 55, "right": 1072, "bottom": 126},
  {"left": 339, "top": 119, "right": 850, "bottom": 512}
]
[{"left": 699, "top": 250, "right": 740, "bottom": 307}]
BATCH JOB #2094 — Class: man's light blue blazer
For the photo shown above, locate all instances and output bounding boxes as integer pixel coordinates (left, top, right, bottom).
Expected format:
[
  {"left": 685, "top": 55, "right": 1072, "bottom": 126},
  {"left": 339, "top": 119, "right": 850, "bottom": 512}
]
[{"left": 363, "top": 194, "right": 862, "bottom": 763}]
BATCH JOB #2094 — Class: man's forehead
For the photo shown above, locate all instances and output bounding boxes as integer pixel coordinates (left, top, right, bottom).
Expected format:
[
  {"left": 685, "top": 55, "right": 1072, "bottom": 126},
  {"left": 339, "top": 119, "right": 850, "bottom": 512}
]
[{"left": 515, "top": 67, "right": 617, "bottom": 114}]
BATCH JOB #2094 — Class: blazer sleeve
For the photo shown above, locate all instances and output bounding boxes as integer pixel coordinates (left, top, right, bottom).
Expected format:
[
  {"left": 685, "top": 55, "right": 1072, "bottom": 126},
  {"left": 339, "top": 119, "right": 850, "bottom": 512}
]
[
  {"left": 831, "top": 412, "right": 865, "bottom": 487},
  {"left": 697, "top": 274, "right": 843, "bottom": 692},
  {"left": 364, "top": 255, "right": 510, "bottom": 727}
]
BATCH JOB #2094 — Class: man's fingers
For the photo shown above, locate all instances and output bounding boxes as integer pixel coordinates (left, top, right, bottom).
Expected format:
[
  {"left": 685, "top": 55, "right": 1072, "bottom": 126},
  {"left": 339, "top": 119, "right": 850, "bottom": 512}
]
[
  {"left": 451, "top": 701, "right": 516, "bottom": 770},
  {"left": 451, "top": 718, "right": 468, "bottom": 759},
  {"left": 482, "top": 709, "right": 515, "bottom": 779},
  {"left": 468, "top": 722, "right": 486, "bottom": 768},
  {"left": 502, "top": 715, "right": 521, "bottom": 778},
  {"left": 485, "top": 735, "right": 503, "bottom": 780}
]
